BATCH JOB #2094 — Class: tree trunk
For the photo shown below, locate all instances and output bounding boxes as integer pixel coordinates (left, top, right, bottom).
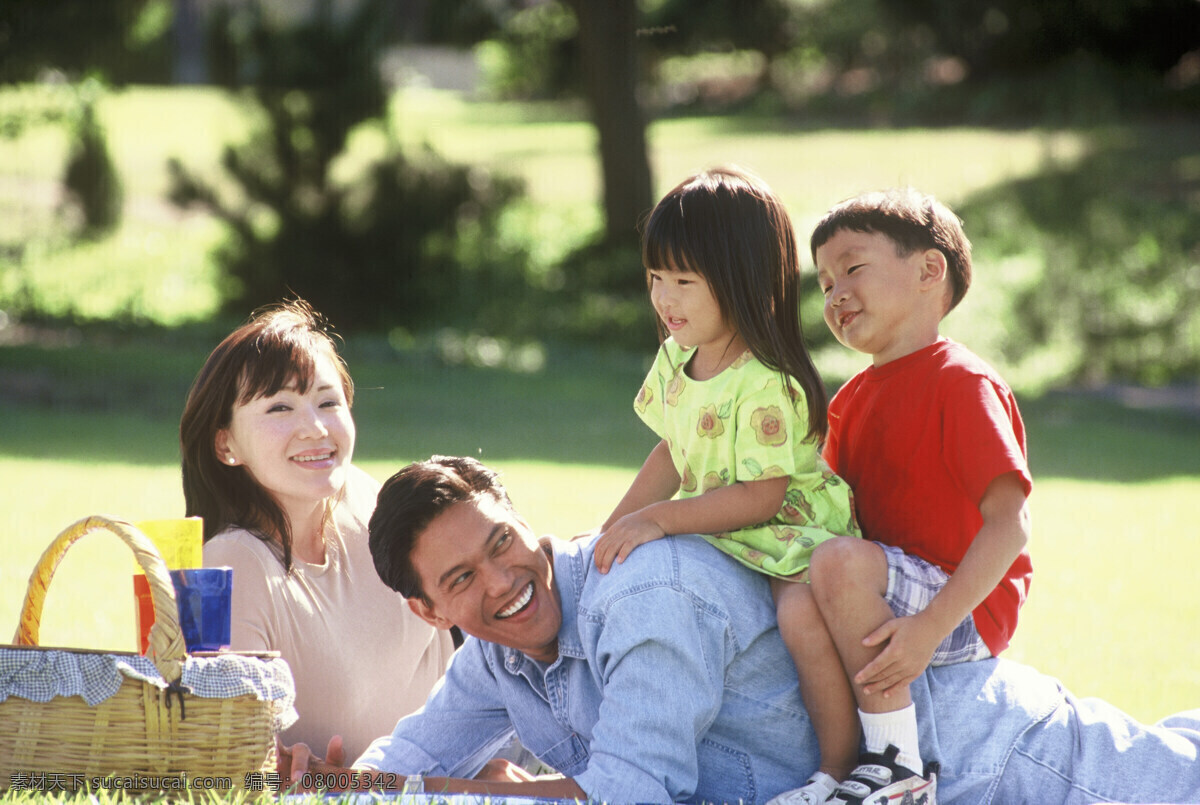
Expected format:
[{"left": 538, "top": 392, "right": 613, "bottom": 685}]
[
  {"left": 565, "top": 0, "right": 654, "bottom": 247},
  {"left": 172, "top": 0, "right": 208, "bottom": 84}
]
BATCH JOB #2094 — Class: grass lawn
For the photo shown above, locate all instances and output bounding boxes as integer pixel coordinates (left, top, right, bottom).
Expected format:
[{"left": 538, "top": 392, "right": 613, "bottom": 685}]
[{"left": 1, "top": 84, "right": 1091, "bottom": 328}]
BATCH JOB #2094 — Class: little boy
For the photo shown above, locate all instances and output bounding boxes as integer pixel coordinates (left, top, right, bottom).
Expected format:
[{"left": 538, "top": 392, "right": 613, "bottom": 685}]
[{"left": 773, "top": 189, "right": 1033, "bottom": 805}]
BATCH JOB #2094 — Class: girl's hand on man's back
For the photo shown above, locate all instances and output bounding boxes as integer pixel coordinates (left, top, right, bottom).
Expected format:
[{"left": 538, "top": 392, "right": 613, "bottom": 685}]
[{"left": 592, "top": 511, "right": 666, "bottom": 573}]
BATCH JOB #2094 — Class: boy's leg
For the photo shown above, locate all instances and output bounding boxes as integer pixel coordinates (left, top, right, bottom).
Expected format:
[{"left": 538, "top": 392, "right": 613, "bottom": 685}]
[
  {"left": 808, "top": 538, "right": 909, "bottom": 713},
  {"left": 808, "top": 538, "right": 935, "bottom": 801}
]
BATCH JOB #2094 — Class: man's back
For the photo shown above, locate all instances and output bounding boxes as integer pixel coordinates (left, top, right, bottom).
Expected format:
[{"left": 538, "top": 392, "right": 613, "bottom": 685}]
[{"left": 565, "top": 533, "right": 815, "bottom": 803}]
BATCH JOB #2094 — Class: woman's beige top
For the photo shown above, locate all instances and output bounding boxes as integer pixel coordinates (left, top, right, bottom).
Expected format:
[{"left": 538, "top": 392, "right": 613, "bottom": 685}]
[{"left": 203, "top": 465, "right": 455, "bottom": 760}]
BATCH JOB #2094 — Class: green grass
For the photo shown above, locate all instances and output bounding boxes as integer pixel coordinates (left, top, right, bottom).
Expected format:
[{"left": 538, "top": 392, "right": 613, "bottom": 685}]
[
  {"left": 6, "top": 458, "right": 1199, "bottom": 726},
  {"left": 0, "top": 84, "right": 1092, "bottom": 329}
]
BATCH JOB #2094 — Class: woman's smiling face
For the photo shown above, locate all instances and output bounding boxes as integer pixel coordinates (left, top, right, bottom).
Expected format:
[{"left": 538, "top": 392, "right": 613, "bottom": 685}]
[{"left": 216, "top": 352, "right": 356, "bottom": 517}]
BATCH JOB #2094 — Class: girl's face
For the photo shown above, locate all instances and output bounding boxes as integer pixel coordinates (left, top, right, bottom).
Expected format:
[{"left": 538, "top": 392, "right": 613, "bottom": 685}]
[
  {"left": 649, "top": 266, "right": 737, "bottom": 363},
  {"left": 215, "top": 352, "right": 356, "bottom": 520}
]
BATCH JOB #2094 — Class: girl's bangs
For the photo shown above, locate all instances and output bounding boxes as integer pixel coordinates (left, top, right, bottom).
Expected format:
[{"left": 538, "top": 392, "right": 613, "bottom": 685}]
[{"left": 643, "top": 204, "right": 702, "bottom": 275}]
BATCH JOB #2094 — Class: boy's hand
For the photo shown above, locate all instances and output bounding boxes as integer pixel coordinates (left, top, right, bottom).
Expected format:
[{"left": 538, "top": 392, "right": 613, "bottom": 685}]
[
  {"left": 855, "top": 613, "right": 943, "bottom": 698},
  {"left": 593, "top": 511, "right": 665, "bottom": 573}
]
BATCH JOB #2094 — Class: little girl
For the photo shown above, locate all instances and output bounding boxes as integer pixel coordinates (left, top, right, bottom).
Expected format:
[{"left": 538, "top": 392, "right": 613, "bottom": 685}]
[{"left": 593, "top": 167, "right": 862, "bottom": 805}]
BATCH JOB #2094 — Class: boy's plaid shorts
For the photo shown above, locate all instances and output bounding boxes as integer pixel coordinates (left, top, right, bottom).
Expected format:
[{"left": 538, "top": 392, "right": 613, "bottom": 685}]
[{"left": 878, "top": 541, "right": 992, "bottom": 666}]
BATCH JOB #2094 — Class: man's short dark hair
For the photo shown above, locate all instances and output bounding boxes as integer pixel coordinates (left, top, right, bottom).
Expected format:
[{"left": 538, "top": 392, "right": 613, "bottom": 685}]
[{"left": 369, "top": 455, "right": 513, "bottom": 602}]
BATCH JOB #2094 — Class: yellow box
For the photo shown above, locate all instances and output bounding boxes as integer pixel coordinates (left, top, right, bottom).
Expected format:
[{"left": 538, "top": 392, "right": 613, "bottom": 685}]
[{"left": 133, "top": 517, "right": 203, "bottom": 570}]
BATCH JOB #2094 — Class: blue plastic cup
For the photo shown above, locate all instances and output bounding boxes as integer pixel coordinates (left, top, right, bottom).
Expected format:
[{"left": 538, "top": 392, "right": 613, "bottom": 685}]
[{"left": 170, "top": 567, "right": 233, "bottom": 652}]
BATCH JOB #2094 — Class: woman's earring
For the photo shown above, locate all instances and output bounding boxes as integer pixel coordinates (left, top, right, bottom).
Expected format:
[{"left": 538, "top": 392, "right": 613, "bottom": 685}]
[{"left": 227, "top": 457, "right": 237, "bottom": 465}]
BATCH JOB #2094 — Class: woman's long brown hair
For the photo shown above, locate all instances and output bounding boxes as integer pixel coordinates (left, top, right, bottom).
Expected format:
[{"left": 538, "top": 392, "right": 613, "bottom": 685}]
[{"left": 179, "top": 299, "right": 354, "bottom": 571}]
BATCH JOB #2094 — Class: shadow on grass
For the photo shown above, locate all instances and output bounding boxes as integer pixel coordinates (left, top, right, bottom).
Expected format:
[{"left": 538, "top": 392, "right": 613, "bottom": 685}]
[
  {"left": 3, "top": 342, "right": 1197, "bottom": 484},
  {"left": 0, "top": 335, "right": 660, "bottom": 469},
  {"left": 1021, "top": 391, "right": 1200, "bottom": 482}
]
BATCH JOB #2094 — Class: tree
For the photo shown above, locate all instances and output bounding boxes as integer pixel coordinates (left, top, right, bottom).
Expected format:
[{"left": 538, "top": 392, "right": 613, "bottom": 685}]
[
  {"left": 169, "top": 0, "right": 525, "bottom": 331},
  {"left": 878, "top": 0, "right": 1200, "bottom": 81},
  {"left": 0, "top": 0, "right": 170, "bottom": 84},
  {"left": 561, "top": 0, "right": 653, "bottom": 249}
]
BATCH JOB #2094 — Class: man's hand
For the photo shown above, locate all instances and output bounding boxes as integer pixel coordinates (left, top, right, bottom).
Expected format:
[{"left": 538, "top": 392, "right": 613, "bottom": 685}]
[
  {"left": 473, "top": 758, "right": 538, "bottom": 782},
  {"left": 277, "top": 734, "right": 346, "bottom": 790},
  {"left": 855, "top": 613, "right": 943, "bottom": 698},
  {"left": 593, "top": 510, "right": 665, "bottom": 573}
]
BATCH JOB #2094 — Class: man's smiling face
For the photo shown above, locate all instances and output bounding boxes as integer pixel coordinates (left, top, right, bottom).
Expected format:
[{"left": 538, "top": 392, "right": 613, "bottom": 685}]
[{"left": 407, "top": 494, "right": 562, "bottom": 663}]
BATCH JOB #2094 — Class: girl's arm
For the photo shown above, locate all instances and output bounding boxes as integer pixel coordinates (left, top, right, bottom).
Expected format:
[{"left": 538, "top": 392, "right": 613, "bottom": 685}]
[
  {"left": 600, "top": 440, "right": 681, "bottom": 532},
  {"left": 593, "top": 474, "right": 788, "bottom": 573}
]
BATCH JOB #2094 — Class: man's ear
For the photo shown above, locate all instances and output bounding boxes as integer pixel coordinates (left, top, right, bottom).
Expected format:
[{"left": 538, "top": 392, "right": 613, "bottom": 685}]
[{"left": 408, "top": 596, "right": 455, "bottom": 630}]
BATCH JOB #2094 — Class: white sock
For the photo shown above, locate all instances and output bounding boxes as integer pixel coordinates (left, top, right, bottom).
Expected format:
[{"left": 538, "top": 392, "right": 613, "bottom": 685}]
[{"left": 859, "top": 705, "right": 922, "bottom": 774}]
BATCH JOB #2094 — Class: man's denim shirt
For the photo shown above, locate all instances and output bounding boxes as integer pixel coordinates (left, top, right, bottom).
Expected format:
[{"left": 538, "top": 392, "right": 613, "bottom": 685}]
[
  {"left": 357, "top": 534, "right": 1071, "bottom": 804},
  {"left": 357, "top": 533, "right": 815, "bottom": 803}
]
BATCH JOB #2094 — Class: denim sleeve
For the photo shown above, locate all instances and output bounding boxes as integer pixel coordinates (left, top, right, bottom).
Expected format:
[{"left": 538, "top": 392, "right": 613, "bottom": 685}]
[
  {"left": 352, "top": 639, "right": 516, "bottom": 777},
  {"left": 574, "top": 584, "right": 729, "bottom": 804}
]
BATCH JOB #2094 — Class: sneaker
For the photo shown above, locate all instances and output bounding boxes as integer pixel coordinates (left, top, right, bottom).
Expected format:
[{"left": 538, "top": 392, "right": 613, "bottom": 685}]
[
  {"left": 828, "top": 745, "right": 938, "bottom": 805},
  {"left": 766, "top": 771, "right": 840, "bottom": 805}
]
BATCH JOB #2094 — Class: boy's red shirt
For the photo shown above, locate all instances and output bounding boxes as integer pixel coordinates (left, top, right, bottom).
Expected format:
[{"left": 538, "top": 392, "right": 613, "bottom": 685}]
[{"left": 822, "top": 338, "right": 1033, "bottom": 655}]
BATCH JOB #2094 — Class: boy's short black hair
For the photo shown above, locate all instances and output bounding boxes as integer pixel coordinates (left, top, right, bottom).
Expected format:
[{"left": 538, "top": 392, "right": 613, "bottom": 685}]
[
  {"left": 810, "top": 187, "right": 973, "bottom": 313},
  {"left": 369, "top": 456, "right": 513, "bottom": 603}
]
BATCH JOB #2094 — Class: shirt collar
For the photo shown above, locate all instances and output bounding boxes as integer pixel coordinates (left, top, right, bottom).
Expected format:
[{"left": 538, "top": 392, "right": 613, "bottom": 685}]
[
  {"left": 548, "top": 536, "right": 586, "bottom": 660},
  {"left": 499, "top": 536, "right": 586, "bottom": 675}
]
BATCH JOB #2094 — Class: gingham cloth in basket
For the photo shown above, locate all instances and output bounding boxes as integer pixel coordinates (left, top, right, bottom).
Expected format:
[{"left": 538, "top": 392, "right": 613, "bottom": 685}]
[{"left": 0, "top": 650, "right": 298, "bottom": 731}]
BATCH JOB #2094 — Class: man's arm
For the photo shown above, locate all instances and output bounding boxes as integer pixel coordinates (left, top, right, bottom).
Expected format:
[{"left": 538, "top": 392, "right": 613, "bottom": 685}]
[
  {"left": 574, "top": 572, "right": 731, "bottom": 803},
  {"left": 281, "top": 744, "right": 586, "bottom": 798},
  {"left": 855, "top": 471, "right": 1031, "bottom": 696}
]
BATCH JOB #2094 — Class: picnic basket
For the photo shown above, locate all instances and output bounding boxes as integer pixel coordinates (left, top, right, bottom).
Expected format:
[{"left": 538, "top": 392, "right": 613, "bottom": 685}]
[{"left": 0, "top": 515, "right": 292, "bottom": 793}]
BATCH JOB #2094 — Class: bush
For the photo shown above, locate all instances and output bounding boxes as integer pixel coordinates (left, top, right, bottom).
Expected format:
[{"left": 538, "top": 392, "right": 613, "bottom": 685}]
[
  {"left": 62, "top": 97, "right": 123, "bottom": 238},
  {"left": 169, "top": 0, "right": 529, "bottom": 332},
  {"left": 958, "top": 130, "right": 1200, "bottom": 387}
]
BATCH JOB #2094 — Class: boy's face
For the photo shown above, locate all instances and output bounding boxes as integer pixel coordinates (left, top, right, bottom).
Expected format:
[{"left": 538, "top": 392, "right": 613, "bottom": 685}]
[
  {"left": 815, "top": 228, "right": 947, "bottom": 366},
  {"left": 406, "top": 494, "right": 563, "bottom": 664}
]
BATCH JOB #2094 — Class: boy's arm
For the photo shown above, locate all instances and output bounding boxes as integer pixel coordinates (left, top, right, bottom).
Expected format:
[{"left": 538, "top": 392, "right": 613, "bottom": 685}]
[
  {"left": 855, "top": 471, "right": 1031, "bottom": 697},
  {"left": 594, "top": 474, "right": 789, "bottom": 573}
]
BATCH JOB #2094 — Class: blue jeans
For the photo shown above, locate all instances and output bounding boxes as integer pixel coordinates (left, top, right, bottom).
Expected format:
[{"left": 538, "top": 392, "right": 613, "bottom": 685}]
[
  {"left": 916, "top": 661, "right": 1200, "bottom": 804},
  {"left": 996, "top": 694, "right": 1200, "bottom": 804}
]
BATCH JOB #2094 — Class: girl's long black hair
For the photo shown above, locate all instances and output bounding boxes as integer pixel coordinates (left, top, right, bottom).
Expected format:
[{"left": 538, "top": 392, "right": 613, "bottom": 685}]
[{"left": 642, "top": 166, "right": 828, "bottom": 443}]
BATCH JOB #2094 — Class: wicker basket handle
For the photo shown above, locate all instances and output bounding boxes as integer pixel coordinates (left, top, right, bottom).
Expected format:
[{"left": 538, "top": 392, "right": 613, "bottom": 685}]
[{"left": 12, "top": 515, "right": 187, "bottom": 684}]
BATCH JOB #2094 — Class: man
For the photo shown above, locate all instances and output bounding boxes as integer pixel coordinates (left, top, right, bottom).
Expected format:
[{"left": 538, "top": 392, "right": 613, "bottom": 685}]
[{"left": 286, "top": 456, "right": 1200, "bottom": 804}]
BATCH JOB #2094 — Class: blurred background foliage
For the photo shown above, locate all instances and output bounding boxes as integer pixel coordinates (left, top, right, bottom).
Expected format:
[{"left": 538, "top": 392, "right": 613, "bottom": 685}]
[{"left": 0, "top": 0, "right": 1197, "bottom": 390}]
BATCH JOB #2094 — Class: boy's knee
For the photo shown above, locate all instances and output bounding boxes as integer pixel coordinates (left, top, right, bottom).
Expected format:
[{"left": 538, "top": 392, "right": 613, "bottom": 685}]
[
  {"left": 812, "top": 536, "right": 867, "bottom": 576},
  {"left": 811, "top": 537, "right": 886, "bottom": 591}
]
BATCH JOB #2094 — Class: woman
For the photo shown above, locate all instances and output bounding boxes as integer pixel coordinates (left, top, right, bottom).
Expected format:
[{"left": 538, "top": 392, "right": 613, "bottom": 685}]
[{"left": 180, "top": 299, "right": 455, "bottom": 761}]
